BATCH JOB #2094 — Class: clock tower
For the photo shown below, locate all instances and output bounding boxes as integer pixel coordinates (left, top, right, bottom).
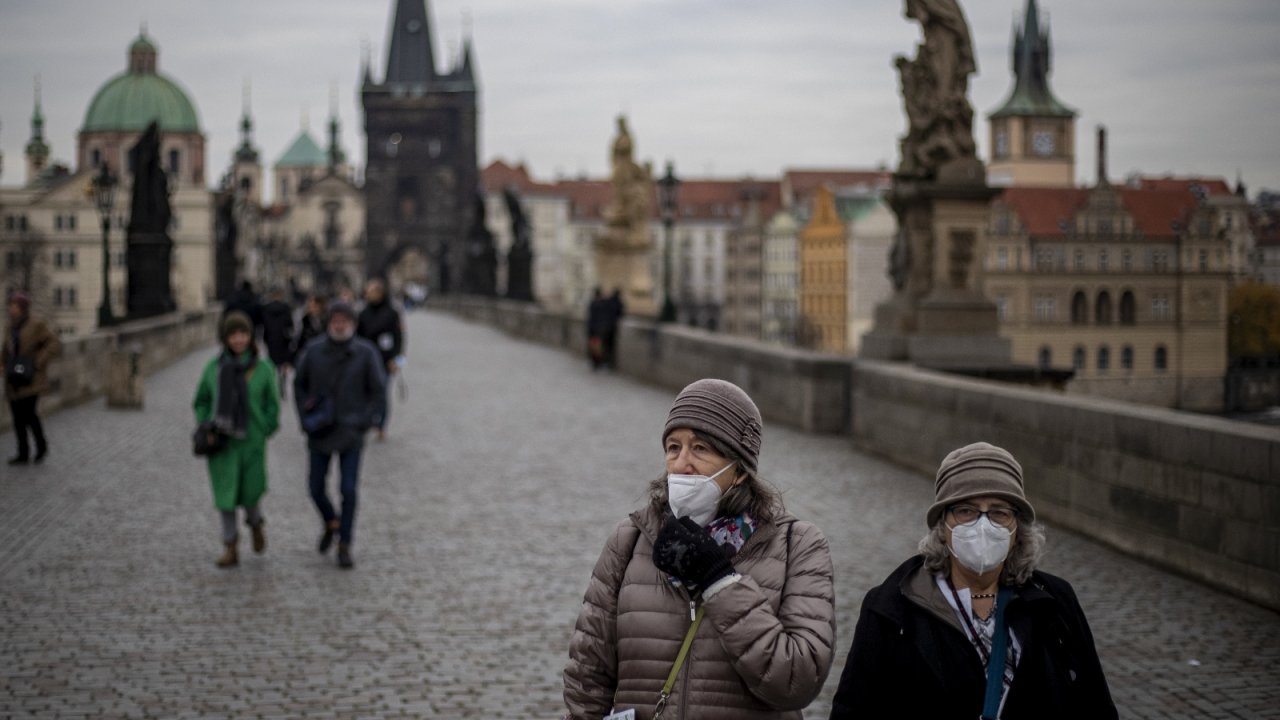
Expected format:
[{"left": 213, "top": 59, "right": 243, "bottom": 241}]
[{"left": 987, "top": 0, "right": 1076, "bottom": 187}]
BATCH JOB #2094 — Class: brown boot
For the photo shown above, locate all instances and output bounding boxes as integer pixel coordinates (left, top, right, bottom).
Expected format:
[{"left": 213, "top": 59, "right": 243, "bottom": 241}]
[
  {"left": 250, "top": 521, "right": 266, "bottom": 554},
  {"left": 216, "top": 538, "right": 239, "bottom": 568}
]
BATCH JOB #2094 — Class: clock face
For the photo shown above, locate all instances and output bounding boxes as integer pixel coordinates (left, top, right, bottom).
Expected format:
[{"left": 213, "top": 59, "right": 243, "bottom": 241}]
[{"left": 1032, "top": 130, "right": 1056, "bottom": 157}]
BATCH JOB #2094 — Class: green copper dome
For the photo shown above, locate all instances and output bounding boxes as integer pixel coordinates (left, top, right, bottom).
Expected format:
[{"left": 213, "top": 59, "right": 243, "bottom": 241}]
[
  {"left": 275, "top": 131, "right": 327, "bottom": 168},
  {"left": 81, "top": 33, "right": 201, "bottom": 133}
]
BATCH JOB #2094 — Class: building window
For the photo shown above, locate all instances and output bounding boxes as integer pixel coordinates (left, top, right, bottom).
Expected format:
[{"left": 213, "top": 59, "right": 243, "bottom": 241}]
[
  {"left": 1152, "top": 295, "right": 1170, "bottom": 321},
  {"left": 168, "top": 149, "right": 180, "bottom": 175},
  {"left": 1074, "top": 249, "right": 1085, "bottom": 271},
  {"left": 1033, "top": 296, "right": 1056, "bottom": 322},
  {"left": 1121, "top": 345, "right": 1134, "bottom": 370},
  {"left": 1035, "top": 248, "right": 1055, "bottom": 272},
  {"left": 996, "top": 247, "right": 1008, "bottom": 271},
  {"left": 1152, "top": 250, "right": 1169, "bottom": 273},
  {"left": 67, "top": 287, "right": 77, "bottom": 307},
  {"left": 91, "top": 148, "right": 102, "bottom": 167},
  {"left": 1097, "top": 345, "right": 1110, "bottom": 372},
  {"left": 1122, "top": 250, "right": 1133, "bottom": 272},
  {"left": 1199, "top": 250, "right": 1208, "bottom": 272},
  {"left": 1071, "top": 291, "right": 1087, "bottom": 324},
  {"left": 55, "top": 215, "right": 63, "bottom": 230},
  {"left": 53, "top": 287, "right": 63, "bottom": 307},
  {"left": 54, "top": 250, "right": 63, "bottom": 269},
  {"left": 68, "top": 214, "right": 76, "bottom": 230},
  {"left": 1095, "top": 291, "right": 1112, "bottom": 325},
  {"left": 1154, "top": 345, "right": 1168, "bottom": 371},
  {"left": 995, "top": 295, "right": 1009, "bottom": 321},
  {"left": 1097, "top": 218, "right": 1113, "bottom": 236},
  {"left": 1120, "top": 290, "right": 1135, "bottom": 325},
  {"left": 1098, "top": 250, "right": 1109, "bottom": 272},
  {"left": 1038, "top": 346, "right": 1052, "bottom": 369},
  {"left": 1073, "top": 346, "right": 1086, "bottom": 370}
]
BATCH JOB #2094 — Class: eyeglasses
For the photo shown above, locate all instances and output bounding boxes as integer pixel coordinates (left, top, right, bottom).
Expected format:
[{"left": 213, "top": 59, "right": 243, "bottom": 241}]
[{"left": 948, "top": 504, "right": 1018, "bottom": 528}]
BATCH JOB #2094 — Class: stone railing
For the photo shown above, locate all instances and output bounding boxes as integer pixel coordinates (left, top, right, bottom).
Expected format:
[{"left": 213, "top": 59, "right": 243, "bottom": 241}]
[
  {"left": 437, "top": 297, "right": 1280, "bottom": 610},
  {"left": 1, "top": 309, "right": 220, "bottom": 433}
]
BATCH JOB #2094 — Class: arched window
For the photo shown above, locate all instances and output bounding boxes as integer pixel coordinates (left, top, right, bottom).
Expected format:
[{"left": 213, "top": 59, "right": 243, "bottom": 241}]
[
  {"left": 1155, "top": 345, "right": 1168, "bottom": 372},
  {"left": 1095, "top": 291, "right": 1113, "bottom": 325},
  {"left": 1071, "top": 291, "right": 1088, "bottom": 325},
  {"left": 1097, "top": 345, "right": 1111, "bottom": 372},
  {"left": 168, "top": 149, "right": 180, "bottom": 175},
  {"left": 1119, "top": 290, "right": 1136, "bottom": 325},
  {"left": 1121, "top": 345, "right": 1134, "bottom": 370},
  {"left": 91, "top": 148, "right": 101, "bottom": 167},
  {"left": 1038, "top": 347, "right": 1052, "bottom": 369},
  {"left": 1073, "top": 345, "right": 1086, "bottom": 370}
]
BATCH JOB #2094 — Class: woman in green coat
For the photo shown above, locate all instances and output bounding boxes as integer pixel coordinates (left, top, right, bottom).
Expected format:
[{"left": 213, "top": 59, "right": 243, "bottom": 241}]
[{"left": 193, "top": 311, "right": 281, "bottom": 567}]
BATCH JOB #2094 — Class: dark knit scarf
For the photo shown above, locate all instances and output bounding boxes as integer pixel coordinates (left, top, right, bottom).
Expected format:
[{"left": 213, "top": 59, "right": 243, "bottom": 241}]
[{"left": 214, "top": 351, "right": 255, "bottom": 438}]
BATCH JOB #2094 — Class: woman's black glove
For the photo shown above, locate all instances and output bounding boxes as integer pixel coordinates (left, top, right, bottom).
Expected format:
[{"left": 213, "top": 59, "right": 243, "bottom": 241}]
[{"left": 652, "top": 515, "right": 735, "bottom": 595}]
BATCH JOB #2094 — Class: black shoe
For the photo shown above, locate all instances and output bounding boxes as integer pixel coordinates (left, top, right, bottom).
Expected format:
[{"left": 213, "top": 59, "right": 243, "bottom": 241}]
[
  {"left": 7, "top": 456, "right": 29, "bottom": 466},
  {"left": 318, "top": 522, "right": 339, "bottom": 553},
  {"left": 337, "top": 544, "right": 354, "bottom": 569},
  {"left": 33, "top": 447, "right": 47, "bottom": 464}
]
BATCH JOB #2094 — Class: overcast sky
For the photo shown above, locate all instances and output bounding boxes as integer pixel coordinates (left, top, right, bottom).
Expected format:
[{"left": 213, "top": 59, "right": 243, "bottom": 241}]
[{"left": 2, "top": 0, "right": 1279, "bottom": 200}]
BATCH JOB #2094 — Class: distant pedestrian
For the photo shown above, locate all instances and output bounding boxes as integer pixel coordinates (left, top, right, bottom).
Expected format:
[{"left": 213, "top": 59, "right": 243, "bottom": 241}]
[
  {"left": 260, "top": 287, "right": 295, "bottom": 398},
  {"left": 293, "top": 300, "right": 386, "bottom": 569},
  {"left": 602, "top": 288, "right": 625, "bottom": 369},
  {"left": 828, "top": 442, "right": 1117, "bottom": 720},
  {"left": 223, "top": 280, "right": 263, "bottom": 334},
  {"left": 3, "top": 292, "right": 61, "bottom": 465},
  {"left": 192, "top": 311, "right": 280, "bottom": 568},
  {"left": 585, "top": 288, "right": 607, "bottom": 370},
  {"left": 292, "top": 294, "right": 327, "bottom": 363},
  {"left": 564, "top": 379, "right": 835, "bottom": 718},
  {"left": 356, "top": 278, "right": 402, "bottom": 440}
]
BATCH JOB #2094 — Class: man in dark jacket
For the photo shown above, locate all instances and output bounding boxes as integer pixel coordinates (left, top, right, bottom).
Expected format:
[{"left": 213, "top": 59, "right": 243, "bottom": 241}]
[
  {"left": 293, "top": 300, "right": 386, "bottom": 569},
  {"left": 355, "top": 278, "right": 402, "bottom": 440},
  {"left": 259, "top": 287, "right": 294, "bottom": 397},
  {"left": 292, "top": 294, "right": 327, "bottom": 364},
  {"left": 223, "top": 280, "right": 263, "bottom": 334}
]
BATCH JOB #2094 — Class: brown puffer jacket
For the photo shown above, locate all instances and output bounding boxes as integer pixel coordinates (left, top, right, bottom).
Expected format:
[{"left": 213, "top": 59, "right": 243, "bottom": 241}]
[
  {"left": 3, "top": 316, "right": 61, "bottom": 400},
  {"left": 564, "top": 503, "right": 836, "bottom": 719}
]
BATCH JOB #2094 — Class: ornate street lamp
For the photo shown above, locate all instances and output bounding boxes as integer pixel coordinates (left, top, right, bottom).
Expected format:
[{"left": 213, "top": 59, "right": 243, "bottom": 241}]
[
  {"left": 656, "top": 160, "right": 681, "bottom": 323},
  {"left": 91, "top": 163, "right": 118, "bottom": 327}
]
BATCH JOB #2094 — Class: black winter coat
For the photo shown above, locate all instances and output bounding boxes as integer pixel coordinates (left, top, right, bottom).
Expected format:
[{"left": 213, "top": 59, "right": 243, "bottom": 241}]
[
  {"left": 260, "top": 300, "right": 295, "bottom": 365},
  {"left": 292, "top": 335, "right": 387, "bottom": 453},
  {"left": 292, "top": 312, "right": 325, "bottom": 363},
  {"left": 356, "top": 301, "right": 403, "bottom": 365},
  {"left": 829, "top": 555, "right": 1117, "bottom": 720}
]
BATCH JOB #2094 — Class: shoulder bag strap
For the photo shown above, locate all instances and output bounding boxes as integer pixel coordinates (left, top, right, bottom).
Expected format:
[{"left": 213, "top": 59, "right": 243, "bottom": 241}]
[
  {"left": 653, "top": 607, "right": 705, "bottom": 720},
  {"left": 981, "top": 587, "right": 1013, "bottom": 720}
]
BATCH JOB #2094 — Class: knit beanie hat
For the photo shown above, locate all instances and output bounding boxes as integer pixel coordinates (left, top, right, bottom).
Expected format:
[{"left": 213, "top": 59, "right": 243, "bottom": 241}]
[
  {"left": 221, "top": 310, "right": 253, "bottom": 340},
  {"left": 327, "top": 300, "right": 357, "bottom": 322},
  {"left": 926, "top": 441, "right": 1035, "bottom": 527},
  {"left": 663, "top": 379, "right": 763, "bottom": 475}
]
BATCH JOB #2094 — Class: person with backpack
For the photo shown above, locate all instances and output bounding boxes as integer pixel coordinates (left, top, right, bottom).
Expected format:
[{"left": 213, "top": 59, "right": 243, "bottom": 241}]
[
  {"left": 192, "top": 311, "right": 280, "bottom": 568},
  {"left": 563, "top": 379, "right": 836, "bottom": 719},
  {"left": 3, "top": 291, "right": 61, "bottom": 465}
]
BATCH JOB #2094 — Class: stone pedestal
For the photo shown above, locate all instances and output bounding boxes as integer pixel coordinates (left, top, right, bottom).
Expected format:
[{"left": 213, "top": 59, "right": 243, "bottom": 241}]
[
  {"left": 106, "top": 346, "right": 144, "bottom": 409},
  {"left": 593, "top": 239, "right": 657, "bottom": 318},
  {"left": 860, "top": 159, "right": 1011, "bottom": 370}
]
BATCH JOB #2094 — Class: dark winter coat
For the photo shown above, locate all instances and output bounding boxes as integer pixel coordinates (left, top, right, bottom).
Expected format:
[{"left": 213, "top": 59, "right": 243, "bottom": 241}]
[
  {"left": 223, "top": 288, "right": 263, "bottom": 332},
  {"left": 292, "top": 312, "right": 325, "bottom": 363},
  {"left": 292, "top": 335, "right": 387, "bottom": 454},
  {"left": 828, "top": 555, "right": 1117, "bottom": 720},
  {"left": 356, "top": 300, "right": 403, "bottom": 365},
  {"left": 260, "top": 300, "right": 295, "bottom": 366},
  {"left": 3, "top": 315, "right": 61, "bottom": 400}
]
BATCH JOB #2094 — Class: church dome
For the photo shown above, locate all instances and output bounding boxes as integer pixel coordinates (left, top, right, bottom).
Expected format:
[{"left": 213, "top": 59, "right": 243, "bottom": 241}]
[{"left": 81, "top": 32, "right": 201, "bottom": 134}]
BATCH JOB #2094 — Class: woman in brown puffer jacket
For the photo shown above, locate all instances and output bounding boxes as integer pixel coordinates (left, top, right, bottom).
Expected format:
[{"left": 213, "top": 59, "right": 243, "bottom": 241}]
[{"left": 564, "top": 379, "right": 836, "bottom": 720}]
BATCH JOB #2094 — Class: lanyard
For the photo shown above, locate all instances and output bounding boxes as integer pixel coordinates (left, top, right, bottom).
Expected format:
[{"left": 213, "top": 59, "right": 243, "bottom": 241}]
[
  {"left": 653, "top": 606, "right": 704, "bottom": 720},
  {"left": 946, "top": 580, "right": 991, "bottom": 666},
  {"left": 946, "top": 581, "right": 1012, "bottom": 719}
]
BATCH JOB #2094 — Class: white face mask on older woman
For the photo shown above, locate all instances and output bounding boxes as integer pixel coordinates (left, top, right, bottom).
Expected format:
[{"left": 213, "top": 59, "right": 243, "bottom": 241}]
[
  {"left": 667, "top": 462, "right": 735, "bottom": 526},
  {"left": 948, "top": 515, "right": 1013, "bottom": 575}
]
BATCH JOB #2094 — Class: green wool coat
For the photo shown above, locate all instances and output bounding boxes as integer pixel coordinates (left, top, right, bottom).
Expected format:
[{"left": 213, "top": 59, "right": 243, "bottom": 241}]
[{"left": 193, "top": 353, "right": 281, "bottom": 511}]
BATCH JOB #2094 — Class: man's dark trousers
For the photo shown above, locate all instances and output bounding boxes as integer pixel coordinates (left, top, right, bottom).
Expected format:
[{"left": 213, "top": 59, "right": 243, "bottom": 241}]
[{"left": 308, "top": 447, "right": 362, "bottom": 545}]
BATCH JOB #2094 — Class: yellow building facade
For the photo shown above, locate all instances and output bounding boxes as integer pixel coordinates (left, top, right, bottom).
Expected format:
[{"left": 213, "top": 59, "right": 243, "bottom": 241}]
[{"left": 799, "top": 186, "right": 848, "bottom": 352}]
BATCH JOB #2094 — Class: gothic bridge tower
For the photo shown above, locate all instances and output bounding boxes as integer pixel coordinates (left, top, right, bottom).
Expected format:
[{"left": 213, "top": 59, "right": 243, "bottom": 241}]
[{"left": 362, "top": 0, "right": 478, "bottom": 292}]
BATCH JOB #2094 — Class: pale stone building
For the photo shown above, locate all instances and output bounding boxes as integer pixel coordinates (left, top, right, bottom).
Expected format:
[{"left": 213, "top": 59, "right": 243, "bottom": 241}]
[
  {"left": 761, "top": 210, "right": 800, "bottom": 346},
  {"left": 0, "top": 31, "right": 212, "bottom": 337},
  {"left": 841, "top": 192, "right": 896, "bottom": 355},
  {"left": 722, "top": 186, "right": 781, "bottom": 340}
]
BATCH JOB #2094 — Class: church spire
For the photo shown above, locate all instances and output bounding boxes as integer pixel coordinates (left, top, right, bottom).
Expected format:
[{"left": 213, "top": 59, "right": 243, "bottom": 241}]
[
  {"left": 384, "top": 0, "right": 436, "bottom": 84},
  {"left": 327, "top": 81, "right": 345, "bottom": 172},
  {"left": 25, "top": 75, "right": 50, "bottom": 181},
  {"left": 990, "top": 0, "right": 1074, "bottom": 119},
  {"left": 235, "top": 79, "right": 259, "bottom": 163}
]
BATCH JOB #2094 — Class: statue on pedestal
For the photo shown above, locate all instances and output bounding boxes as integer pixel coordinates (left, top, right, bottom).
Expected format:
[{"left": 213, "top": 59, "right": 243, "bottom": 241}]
[
  {"left": 503, "top": 187, "right": 533, "bottom": 301},
  {"left": 593, "top": 115, "right": 657, "bottom": 316},
  {"left": 895, "top": 0, "right": 978, "bottom": 180},
  {"left": 462, "top": 192, "right": 497, "bottom": 297},
  {"left": 126, "top": 121, "right": 176, "bottom": 319}
]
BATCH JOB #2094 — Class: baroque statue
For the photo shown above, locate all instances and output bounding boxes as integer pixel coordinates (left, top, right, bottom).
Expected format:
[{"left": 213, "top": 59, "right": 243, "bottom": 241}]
[
  {"left": 604, "top": 115, "right": 653, "bottom": 248},
  {"left": 895, "top": 0, "right": 978, "bottom": 179}
]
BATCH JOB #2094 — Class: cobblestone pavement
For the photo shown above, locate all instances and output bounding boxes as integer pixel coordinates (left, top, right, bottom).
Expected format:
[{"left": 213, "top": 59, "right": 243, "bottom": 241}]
[{"left": 1, "top": 309, "right": 1277, "bottom": 719}]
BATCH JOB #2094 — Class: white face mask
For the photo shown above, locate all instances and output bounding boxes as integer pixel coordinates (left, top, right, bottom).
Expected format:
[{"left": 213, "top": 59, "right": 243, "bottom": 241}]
[
  {"left": 667, "top": 462, "right": 735, "bottom": 526},
  {"left": 948, "top": 515, "right": 1012, "bottom": 576}
]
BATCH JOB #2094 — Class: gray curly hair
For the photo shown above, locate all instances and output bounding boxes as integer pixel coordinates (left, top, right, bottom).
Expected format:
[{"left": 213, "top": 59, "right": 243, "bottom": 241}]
[{"left": 918, "top": 517, "right": 1046, "bottom": 586}]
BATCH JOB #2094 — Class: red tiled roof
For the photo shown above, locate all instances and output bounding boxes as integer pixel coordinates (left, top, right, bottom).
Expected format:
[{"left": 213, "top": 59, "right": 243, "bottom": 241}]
[
  {"left": 554, "top": 179, "right": 613, "bottom": 220},
  {"left": 553, "top": 176, "right": 783, "bottom": 223},
  {"left": 784, "top": 169, "right": 891, "bottom": 197},
  {"left": 1133, "top": 175, "right": 1233, "bottom": 196},
  {"left": 481, "top": 159, "right": 559, "bottom": 195},
  {"left": 1000, "top": 185, "right": 1200, "bottom": 240}
]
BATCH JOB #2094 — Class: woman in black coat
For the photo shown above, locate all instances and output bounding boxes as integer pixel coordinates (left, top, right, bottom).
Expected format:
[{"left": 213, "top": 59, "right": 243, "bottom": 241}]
[{"left": 829, "top": 442, "right": 1117, "bottom": 720}]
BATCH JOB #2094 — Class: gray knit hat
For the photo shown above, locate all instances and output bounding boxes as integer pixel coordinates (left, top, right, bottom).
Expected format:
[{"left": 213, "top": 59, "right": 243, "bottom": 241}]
[
  {"left": 327, "top": 300, "right": 357, "bottom": 322},
  {"left": 663, "top": 379, "right": 763, "bottom": 474},
  {"left": 221, "top": 310, "right": 253, "bottom": 340},
  {"left": 926, "top": 441, "right": 1035, "bottom": 527}
]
